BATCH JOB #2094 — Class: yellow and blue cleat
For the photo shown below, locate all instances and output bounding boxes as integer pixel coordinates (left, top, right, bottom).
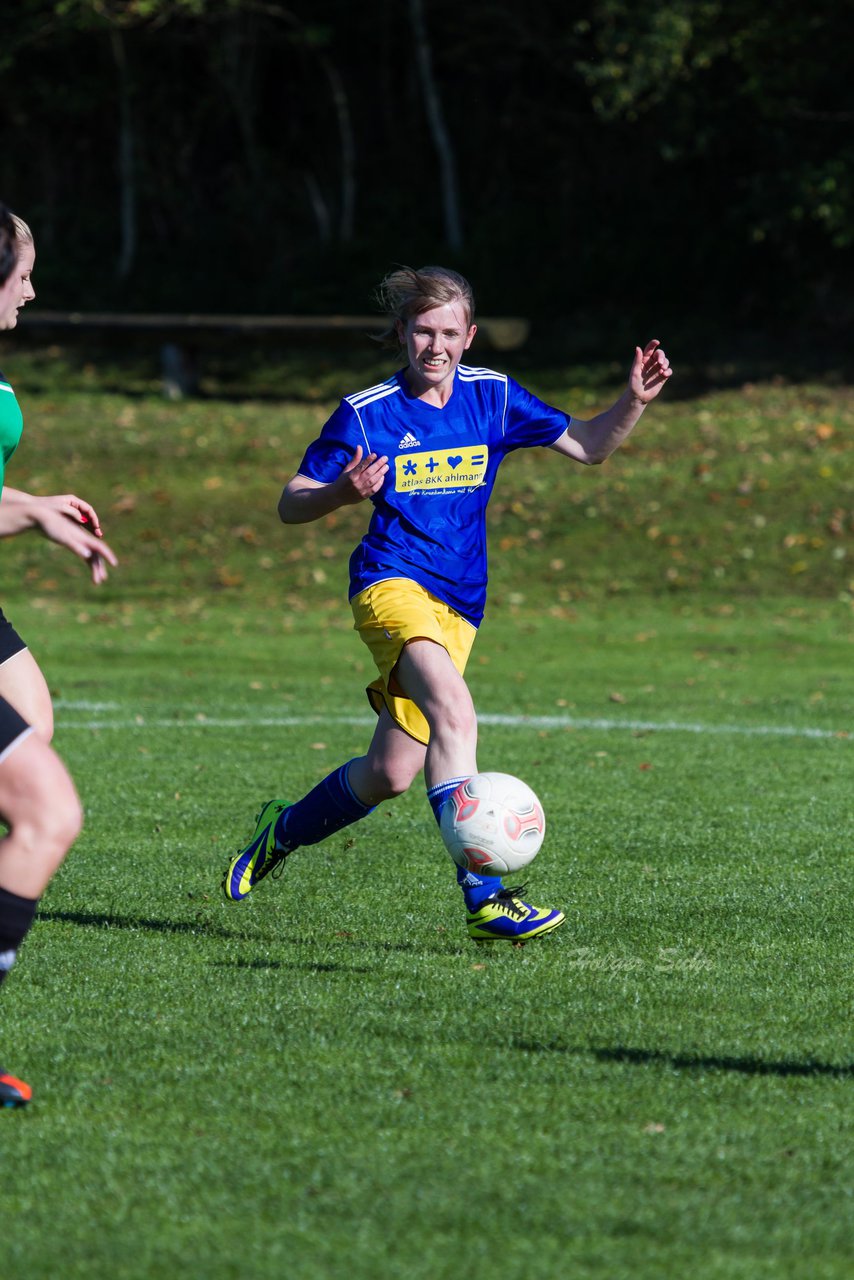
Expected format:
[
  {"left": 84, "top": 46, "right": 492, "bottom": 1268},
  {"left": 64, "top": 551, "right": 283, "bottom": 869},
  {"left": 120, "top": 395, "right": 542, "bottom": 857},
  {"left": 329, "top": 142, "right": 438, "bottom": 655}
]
[
  {"left": 223, "top": 800, "right": 293, "bottom": 901},
  {"left": 467, "top": 886, "right": 565, "bottom": 942}
]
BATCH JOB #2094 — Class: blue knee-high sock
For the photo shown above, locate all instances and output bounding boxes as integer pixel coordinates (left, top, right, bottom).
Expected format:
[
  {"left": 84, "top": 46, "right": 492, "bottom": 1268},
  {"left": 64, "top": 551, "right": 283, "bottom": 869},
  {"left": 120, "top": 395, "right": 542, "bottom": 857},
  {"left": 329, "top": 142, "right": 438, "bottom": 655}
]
[
  {"left": 275, "top": 761, "right": 375, "bottom": 849},
  {"left": 426, "top": 777, "right": 505, "bottom": 911}
]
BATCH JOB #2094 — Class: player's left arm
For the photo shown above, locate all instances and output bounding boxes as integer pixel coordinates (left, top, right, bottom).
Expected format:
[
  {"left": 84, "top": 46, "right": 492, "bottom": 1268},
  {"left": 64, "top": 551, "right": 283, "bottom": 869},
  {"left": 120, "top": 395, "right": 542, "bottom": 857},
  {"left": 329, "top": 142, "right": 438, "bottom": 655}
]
[{"left": 549, "top": 340, "right": 672, "bottom": 465}]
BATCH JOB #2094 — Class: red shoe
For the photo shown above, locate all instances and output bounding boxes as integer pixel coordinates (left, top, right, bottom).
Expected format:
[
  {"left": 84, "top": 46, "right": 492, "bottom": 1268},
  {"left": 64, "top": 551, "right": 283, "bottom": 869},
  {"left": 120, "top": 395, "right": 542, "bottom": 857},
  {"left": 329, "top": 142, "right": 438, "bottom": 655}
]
[{"left": 1, "top": 1066, "right": 32, "bottom": 1108}]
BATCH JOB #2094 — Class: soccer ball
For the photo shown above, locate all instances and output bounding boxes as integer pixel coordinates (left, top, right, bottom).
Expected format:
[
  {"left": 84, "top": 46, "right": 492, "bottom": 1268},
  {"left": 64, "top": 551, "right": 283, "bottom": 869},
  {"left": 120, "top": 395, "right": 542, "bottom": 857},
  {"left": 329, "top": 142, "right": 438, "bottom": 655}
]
[{"left": 440, "top": 772, "right": 546, "bottom": 877}]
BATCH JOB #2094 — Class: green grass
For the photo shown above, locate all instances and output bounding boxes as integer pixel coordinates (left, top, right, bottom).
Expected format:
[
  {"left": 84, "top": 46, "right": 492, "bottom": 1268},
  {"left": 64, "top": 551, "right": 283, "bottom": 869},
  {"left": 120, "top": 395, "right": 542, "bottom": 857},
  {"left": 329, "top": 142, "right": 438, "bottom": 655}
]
[
  {"left": 0, "top": 348, "right": 852, "bottom": 1278},
  {"left": 4, "top": 342, "right": 852, "bottom": 610}
]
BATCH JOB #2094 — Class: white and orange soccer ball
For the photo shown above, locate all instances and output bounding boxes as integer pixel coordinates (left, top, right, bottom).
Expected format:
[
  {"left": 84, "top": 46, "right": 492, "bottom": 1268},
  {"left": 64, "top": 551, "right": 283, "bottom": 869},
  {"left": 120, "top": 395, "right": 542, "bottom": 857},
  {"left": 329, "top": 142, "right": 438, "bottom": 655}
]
[{"left": 440, "top": 772, "right": 546, "bottom": 877}]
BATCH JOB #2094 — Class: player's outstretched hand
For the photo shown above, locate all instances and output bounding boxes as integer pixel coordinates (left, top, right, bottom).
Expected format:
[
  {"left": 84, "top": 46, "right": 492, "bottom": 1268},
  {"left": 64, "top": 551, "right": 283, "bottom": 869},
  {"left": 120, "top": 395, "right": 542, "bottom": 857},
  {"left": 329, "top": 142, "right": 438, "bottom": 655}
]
[
  {"left": 630, "top": 340, "right": 672, "bottom": 404},
  {"left": 39, "top": 492, "right": 104, "bottom": 536},
  {"left": 335, "top": 445, "right": 389, "bottom": 505},
  {"left": 34, "top": 504, "right": 118, "bottom": 584}
]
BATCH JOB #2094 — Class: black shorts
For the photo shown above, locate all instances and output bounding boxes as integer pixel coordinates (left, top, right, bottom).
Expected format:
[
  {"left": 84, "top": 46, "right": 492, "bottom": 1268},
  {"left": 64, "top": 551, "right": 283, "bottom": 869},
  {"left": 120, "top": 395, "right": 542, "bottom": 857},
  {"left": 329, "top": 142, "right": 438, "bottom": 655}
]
[
  {"left": 0, "top": 693, "right": 31, "bottom": 761},
  {"left": 0, "top": 607, "right": 26, "bottom": 666}
]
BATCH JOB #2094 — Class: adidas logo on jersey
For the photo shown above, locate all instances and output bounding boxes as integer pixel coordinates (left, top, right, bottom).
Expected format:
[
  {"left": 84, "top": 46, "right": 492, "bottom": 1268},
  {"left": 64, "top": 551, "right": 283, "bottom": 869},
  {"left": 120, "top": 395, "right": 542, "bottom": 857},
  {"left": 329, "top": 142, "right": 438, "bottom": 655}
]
[{"left": 398, "top": 431, "right": 421, "bottom": 449}]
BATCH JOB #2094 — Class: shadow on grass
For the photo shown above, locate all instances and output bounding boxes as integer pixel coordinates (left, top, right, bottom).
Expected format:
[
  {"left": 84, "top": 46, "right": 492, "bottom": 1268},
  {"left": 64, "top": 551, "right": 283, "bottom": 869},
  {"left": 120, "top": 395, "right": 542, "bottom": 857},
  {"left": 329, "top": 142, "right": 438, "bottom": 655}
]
[
  {"left": 215, "top": 958, "right": 373, "bottom": 975},
  {"left": 38, "top": 907, "right": 459, "bottom": 957},
  {"left": 39, "top": 906, "right": 246, "bottom": 942},
  {"left": 513, "top": 1038, "right": 854, "bottom": 1079}
]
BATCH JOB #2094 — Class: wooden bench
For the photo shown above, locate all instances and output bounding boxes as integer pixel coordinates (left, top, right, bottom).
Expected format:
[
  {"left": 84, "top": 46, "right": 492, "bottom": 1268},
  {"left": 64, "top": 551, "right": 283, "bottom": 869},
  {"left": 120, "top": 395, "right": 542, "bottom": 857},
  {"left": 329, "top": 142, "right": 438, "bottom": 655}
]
[{"left": 16, "top": 311, "right": 531, "bottom": 398}]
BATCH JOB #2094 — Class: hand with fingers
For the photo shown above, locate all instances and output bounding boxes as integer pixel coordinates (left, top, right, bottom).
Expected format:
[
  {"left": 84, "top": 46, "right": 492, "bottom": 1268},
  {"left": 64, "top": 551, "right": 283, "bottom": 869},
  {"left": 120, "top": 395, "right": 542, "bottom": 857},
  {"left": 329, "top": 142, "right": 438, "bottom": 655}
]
[
  {"left": 334, "top": 445, "right": 389, "bottom": 505},
  {"left": 37, "top": 492, "right": 105, "bottom": 537},
  {"left": 33, "top": 503, "right": 118, "bottom": 584},
  {"left": 630, "top": 340, "right": 673, "bottom": 404}
]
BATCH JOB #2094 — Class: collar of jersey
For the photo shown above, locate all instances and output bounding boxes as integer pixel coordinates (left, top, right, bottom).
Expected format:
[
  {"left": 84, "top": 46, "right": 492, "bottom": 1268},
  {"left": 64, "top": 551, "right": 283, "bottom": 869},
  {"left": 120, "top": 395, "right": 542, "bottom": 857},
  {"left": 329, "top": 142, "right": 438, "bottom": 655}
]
[{"left": 395, "top": 367, "right": 458, "bottom": 411}]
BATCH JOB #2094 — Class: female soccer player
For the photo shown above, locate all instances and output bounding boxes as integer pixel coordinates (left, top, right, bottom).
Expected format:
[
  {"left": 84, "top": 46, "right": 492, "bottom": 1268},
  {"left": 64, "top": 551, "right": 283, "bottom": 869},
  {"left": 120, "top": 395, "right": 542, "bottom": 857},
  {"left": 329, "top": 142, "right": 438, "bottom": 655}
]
[
  {"left": 1, "top": 214, "right": 117, "bottom": 739},
  {"left": 0, "top": 204, "right": 117, "bottom": 1106},
  {"left": 224, "top": 265, "right": 671, "bottom": 942}
]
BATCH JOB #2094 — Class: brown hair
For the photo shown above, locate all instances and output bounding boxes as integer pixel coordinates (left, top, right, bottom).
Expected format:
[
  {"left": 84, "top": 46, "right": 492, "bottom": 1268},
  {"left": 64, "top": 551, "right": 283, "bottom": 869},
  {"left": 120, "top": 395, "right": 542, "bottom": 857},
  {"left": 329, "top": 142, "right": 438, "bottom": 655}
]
[{"left": 375, "top": 265, "right": 475, "bottom": 347}]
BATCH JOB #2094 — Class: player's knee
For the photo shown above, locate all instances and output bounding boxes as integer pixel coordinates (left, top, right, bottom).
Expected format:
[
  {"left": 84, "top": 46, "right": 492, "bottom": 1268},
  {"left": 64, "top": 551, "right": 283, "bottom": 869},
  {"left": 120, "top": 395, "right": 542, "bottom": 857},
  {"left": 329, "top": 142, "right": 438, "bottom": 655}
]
[
  {"left": 58, "top": 792, "right": 83, "bottom": 848},
  {"left": 11, "top": 798, "right": 80, "bottom": 876},
  {"left": 37, "top": 791, "right": 82, "bottom": 858},
  {"left": 31, "top": 709, "right": 55, "bottom": 743},
  {"left": 372, "top": 760, "right": 418, "bottom": 800},
  {"left": 350, "top": 752, "right": 420, "bottom": 804},
  {"left": 383, "top": 765, "right": 418, "bottom": 799},
  {"left": 426, "top": 691, "right": 477, "bottom": 743},
  {"left": 34, "top": 759, "right": 82, "bottom": 849}
]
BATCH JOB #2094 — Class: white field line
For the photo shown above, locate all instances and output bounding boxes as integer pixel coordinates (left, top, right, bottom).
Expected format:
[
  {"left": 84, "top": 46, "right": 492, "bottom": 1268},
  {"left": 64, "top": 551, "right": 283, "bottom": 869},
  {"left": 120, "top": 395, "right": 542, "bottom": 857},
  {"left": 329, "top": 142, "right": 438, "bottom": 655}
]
[
  {"left": 54, "top": 710, "right": 851, "bottom": 741},
  {"left": 54, "top": 701, "right": 121, "bottom": 711}
]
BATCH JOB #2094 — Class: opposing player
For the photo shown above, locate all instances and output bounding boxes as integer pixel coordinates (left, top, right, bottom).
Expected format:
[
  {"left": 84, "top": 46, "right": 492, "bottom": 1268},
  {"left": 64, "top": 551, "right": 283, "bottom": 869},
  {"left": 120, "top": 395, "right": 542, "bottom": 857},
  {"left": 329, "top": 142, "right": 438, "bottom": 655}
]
[
  {"left": 223, "top": 265, "right": 671, "bottom": 941},
  {"left": 0, "top": 204, "right": 117, "bottom": 1106},
  {"left": 1, "top": 213, "right": 117, "bottom": 739}
]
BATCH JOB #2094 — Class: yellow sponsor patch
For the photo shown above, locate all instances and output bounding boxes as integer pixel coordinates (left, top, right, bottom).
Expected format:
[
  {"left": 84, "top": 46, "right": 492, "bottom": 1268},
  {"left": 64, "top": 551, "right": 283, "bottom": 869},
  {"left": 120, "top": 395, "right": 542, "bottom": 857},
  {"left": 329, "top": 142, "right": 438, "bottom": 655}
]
[{"left": 395, "top": 445, "right": 489, "bottom": 493}]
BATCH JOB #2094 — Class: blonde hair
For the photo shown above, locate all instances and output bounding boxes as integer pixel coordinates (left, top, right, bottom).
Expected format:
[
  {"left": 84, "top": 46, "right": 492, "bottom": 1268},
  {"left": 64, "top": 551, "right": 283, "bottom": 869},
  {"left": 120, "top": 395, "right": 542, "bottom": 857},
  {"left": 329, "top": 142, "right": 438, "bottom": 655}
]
[
  {"left": 11, "top": 214, "right": 33, "bottom": 246},
  {"left": 0, "top": 205, "right": 16, "bottom": 283},
  {"left": 375, "top": 265, "right": 475, "bottom": 347}
]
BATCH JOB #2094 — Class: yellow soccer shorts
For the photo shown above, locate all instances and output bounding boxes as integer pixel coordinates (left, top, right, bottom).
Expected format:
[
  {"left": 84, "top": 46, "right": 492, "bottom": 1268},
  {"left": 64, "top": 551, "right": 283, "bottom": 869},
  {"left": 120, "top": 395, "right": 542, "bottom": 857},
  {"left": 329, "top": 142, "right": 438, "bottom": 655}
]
[{"left": 350, "top": 577, "right": 477, "bottom": 745}]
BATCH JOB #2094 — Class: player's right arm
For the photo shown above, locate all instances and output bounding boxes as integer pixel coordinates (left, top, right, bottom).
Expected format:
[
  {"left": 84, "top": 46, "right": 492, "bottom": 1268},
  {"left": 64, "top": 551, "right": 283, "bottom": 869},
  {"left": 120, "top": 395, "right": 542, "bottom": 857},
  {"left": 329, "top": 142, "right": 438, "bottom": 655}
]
[
  {"left": 278, "top": 445, "right": 388, "bottom": 524},
  {"left": 0, "top": 490, "right": 117, "bottom": 582}
]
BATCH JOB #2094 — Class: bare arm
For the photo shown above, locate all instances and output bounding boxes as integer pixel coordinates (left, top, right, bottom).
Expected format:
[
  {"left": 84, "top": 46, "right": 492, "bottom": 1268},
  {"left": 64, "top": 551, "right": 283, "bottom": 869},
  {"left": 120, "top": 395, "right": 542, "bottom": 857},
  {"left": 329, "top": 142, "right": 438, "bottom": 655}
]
[
  {"left": 1, "top": 485, "right": 105, "bottom": 535},
  {"left": 0, "top": 490, "right": 118, "bottom": 583},
  {"left": 550, "top": 340, "right": 672, "bottom": 465},
  {"left": 278, "top": 445, "right": 389, "bottom": 524}
]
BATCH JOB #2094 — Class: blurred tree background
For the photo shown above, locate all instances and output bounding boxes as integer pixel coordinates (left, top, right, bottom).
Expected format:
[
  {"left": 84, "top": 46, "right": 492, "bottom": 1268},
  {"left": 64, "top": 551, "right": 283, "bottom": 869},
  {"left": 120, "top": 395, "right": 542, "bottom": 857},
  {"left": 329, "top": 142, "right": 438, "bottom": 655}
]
[{"left": 1, "top": 0, "right": 851, "bottom": 353}]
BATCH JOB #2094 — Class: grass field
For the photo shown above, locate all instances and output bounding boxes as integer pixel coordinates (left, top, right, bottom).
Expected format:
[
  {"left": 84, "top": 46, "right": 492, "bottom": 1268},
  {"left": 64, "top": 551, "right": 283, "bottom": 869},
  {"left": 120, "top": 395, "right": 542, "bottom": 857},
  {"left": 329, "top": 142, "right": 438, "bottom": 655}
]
[{"left": 1, "top": 344, "right": 852, "bottom": 1278}]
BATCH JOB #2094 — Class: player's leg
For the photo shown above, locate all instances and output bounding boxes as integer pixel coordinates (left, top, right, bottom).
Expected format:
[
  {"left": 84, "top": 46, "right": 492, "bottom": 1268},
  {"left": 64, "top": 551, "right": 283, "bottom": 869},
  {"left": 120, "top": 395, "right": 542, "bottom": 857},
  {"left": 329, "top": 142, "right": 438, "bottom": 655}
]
[
  {"left": 223, "top": 708, "right": 426, "bottom": 902},
  {"left": 350, "top": 584, "right": 513, "bottom": 917},
  {"left": 391, "top": 636, "right": 498, "bottom": 901},
  {"left": 395, "top": 636, "right": 525, "bottom": 922},
  {"left": 0, "top": 706, "right": 83, "bottom": 1108},
  {"left": 354, "top": 700, "right": 562, "bottom": 941},
  {"left": 0, "top": 732, "right": 81, "bottom": 897},
  {"left": 394, "top": 638, "right": 476, "bottom": 789},
  {"left": 0, "top": 647, "right": 54, "bottom": 742},
  {"left": 225, "top": 579, "right": 432, "bottom": 902},
  {"left": 350, "top": 579, "right": 480, "bottom": 838},
  {"left": 347, "top": 707, "right": 427, "bottom": 804},
  {"left": 395, "top": 638, "right": 564, "bottom": 942}
]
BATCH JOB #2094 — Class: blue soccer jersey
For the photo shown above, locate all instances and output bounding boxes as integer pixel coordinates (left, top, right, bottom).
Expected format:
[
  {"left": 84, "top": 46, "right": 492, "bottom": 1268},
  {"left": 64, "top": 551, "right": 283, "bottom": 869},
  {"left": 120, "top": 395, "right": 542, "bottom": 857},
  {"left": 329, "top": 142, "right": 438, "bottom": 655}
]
[{"left": 297, "top": 364, "right": 570, "bottom": 625}]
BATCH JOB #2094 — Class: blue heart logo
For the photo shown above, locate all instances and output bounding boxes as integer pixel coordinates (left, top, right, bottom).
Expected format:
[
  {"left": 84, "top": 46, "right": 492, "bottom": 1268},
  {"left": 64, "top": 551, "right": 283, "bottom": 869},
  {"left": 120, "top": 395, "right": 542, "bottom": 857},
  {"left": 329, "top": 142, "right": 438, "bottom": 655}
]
[{"left": 447, "top": 455, "right": 463, "bottom": 470}]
